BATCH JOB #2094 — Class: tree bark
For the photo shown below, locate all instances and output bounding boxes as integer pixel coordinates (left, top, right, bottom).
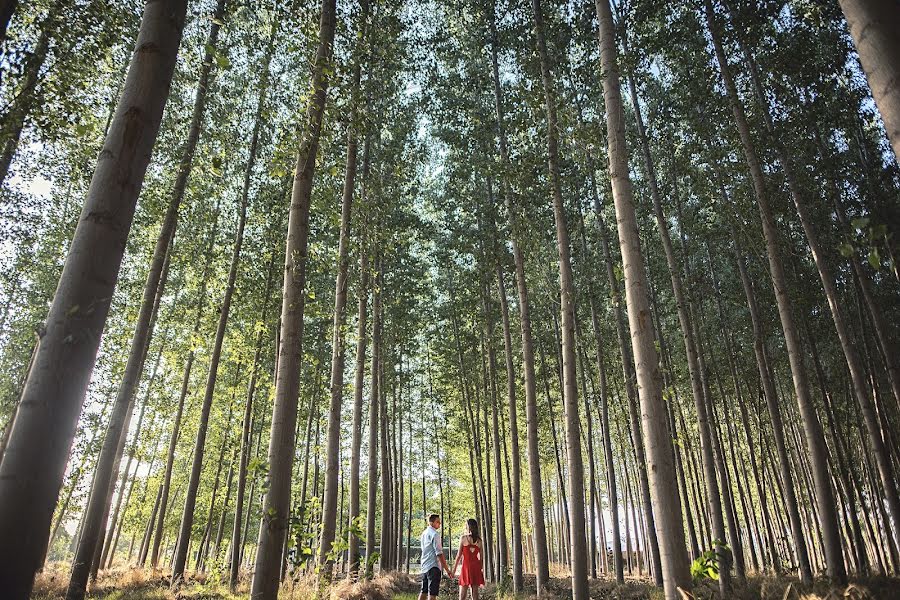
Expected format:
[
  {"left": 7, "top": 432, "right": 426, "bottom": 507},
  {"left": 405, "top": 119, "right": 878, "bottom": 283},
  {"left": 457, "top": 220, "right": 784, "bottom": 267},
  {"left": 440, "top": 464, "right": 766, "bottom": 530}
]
[
  {"left": 479, "top": 271, "right": 508, "bottom": 580},
  {"left": 496, "top": 263, "right": 524, "bottom": 590},
  {"left": 594, "top": 0, "right": 690, "bottom": 596},
  {"left": 251, "top": 0, "right": 336, "bottom": 595},
  {"left": 625, "top": 70, "right": 731, "bottom": 593},
  {"left": 319, "top": 0, "right": 369, "bottom": 580},
  {"left": 0, "top": 1, "right": 60, "bottom": 188},
  {"left": 735, "top": 23, "right": 900, "bottom": 556},
  {"left": 347, "top": 164, "right": 371, "bottom": 578},
  {"left": 0, "top": 1, "right": 187, "bottom": 594},
  {"left": 531, "top": 1, "right": 589, "bottom": 596},
  {"left": 75, "top": 0, "right": 228, "bottom": 577},
  {"left": 485, "top": 6, "right": 549, "bottom": 590},
  {"left": 838, "top": 0, "right": 900, "bottom": 162},
  {"left": 364, "top": 253, "right": 383, "bottom": 579},
  {"left": 225, "top": 20, "right": 280, "bottom": 588},
  {"left": 703, "top": 0, "right": 846, "bottom": 582}
]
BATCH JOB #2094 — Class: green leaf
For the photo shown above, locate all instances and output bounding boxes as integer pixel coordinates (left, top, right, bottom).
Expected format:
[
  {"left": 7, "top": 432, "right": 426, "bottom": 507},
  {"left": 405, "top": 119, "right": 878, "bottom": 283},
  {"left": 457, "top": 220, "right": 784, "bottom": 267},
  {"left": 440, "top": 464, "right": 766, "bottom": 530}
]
[
  {"left": 851, "top": 217, "right": 870, "bottom": 230},
  {"left": 869, "top": 248, "right": 881, "bottom": 271},
  {"left": 838, "top": 242, "right": 854, "bottom": 258},
  {"left": 215, "top": 53, "right": 231, "bottom": 69}
]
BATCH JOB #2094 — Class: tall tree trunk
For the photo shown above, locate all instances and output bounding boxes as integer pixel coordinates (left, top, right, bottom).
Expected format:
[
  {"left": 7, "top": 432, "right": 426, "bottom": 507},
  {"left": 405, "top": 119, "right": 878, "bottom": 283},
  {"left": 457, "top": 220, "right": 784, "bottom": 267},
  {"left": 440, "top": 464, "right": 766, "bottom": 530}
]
[
  {"left": 379, "top": 354, "right": 392, "bottom": 572},
  {"left": 364, "top": 253, "right": 383, "bottom": 579},
  {"left": 78, "top": 0, "right": 229, "bottom": 577},
  {"left": 480, "top": 274, "right": 508, "bottom": 580},
  {"left": 575, "top": 329, "right": 599, "bottom": 579},
  {"left": 213, "top": 450, "right": 236, "bottom": 564},
  {"left": 728, "top": 220, "right": 811, "bottom": 579},
  {"left": 588, "top": 299, "right": 623, "bottom": 581},
  {"left": 703, "top": 0, "right": 845, "bottom": 582},
  {"left": 707, "top": 244, "right": 781, "bottom": 573},
  {"left": 99, "top": 397, "right": 150, "bottom": 571},
  {"left": 348, "top": 161, "right": 371, "bottom": 578},
  {"left": 624, "top": 67, "right": 731, "bottom": 592},
  {"left": 0, "top": 1, "right": 187, "bottom": 594},
  {"left": 735, "top": 23, "right": 900, "bottom": 556},
  {"left": 594, "top": 0, "right": 690, "bottom": 596},
  {"left": 171, "top": 101, "right": 251, "bottom": 582},
  {"left": 225, "top": 25, "right": 280, "bottom": 588},
  {"left": 68, "top": 123, "right": 185, "bottom": 597},
  {"left": 586, "top": 111, "right": 664, "bottom": 589},
  {"left": 531, "top": 1, "right": 589, "bottom": 596},
  {"left": 319, "top": 1, "right": 369, "bottom": 580},
  {"left": 251, "top": 0, "right": 336, "bottom": 594},
  {"left": 486, "top": 6, "right": 549, "bottom": 590},
  {"left": 838, "top": 0, "right": 900, "bottom": 162},
  {"left": 496, "top": 263, "right": 524, "bottom": 590},
  {"left": 0, "top": 1, "right": 58, "bottom": 188}
]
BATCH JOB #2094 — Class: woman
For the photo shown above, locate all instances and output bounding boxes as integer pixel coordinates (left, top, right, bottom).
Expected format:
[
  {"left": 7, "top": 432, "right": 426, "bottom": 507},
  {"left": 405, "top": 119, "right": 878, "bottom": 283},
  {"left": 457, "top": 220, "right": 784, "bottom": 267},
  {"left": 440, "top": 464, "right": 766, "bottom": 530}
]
[{"left": 451, "top": 518, "right": 485, "bottom": 600}]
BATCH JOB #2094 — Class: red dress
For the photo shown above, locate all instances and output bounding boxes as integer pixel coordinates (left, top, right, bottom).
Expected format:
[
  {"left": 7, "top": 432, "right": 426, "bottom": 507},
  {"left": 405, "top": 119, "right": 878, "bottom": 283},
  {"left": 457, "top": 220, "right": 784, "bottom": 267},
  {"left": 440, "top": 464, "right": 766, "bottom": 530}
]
[{"left": 458, "top": 541, "right": 485, "bottom": 587}]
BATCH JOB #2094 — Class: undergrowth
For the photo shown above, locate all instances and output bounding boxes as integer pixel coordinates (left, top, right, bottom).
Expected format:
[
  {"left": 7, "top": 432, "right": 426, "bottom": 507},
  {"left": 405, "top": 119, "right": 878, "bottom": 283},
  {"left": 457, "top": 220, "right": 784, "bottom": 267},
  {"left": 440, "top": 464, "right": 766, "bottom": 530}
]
[{"left": 29, "top": 564, "right": 900, "bottom": 600}]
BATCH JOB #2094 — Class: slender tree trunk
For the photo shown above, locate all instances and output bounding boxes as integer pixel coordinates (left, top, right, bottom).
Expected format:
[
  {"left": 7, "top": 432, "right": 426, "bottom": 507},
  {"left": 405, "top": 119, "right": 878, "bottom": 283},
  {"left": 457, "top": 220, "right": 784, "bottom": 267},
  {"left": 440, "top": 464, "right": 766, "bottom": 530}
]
[
  {"left": 171, "top": 145, "right": 249, "bottom": 582},
  {"left": 594, "top": 0, "right": 690, "bottom": 596},
  {"left": 627, "top": 69, "right": 731, "bottom": 592},
  {"left": 319, "top": 2, "right": 369, "bottom": 580},
  {"left": 736, "top": 25, "right": 900, "bottom": 556},
  {"left": 575, "top": 332, "right": 599, "bottom": 579},
  {"left": 588, "top": 114, "right": 664, "bottom": 589},
  {"left": 531, "top": 1, "right": 589, "bottom": 596},
  {"left": 728, "top": 222, "right": 811, "bottom": 579},
  {"left": 364, "top": 254, "right": 383, "bottom": 579},
  {"left": 703, "top": 0, "right": 845, "bottom": 582},
  {"left": 149, "top": 207, "right": 220, "bottom": 568},
  {"left": 229, "top": 254, "right": 276, "bottom": 589},
  {"left": 378, "top": 355, "right": 392, "bottom": 572},
  {"left": 223, "top": 34, "right": 279, "bottom": 592},
  {"left": 251, "top": 0, "right": 336, "bottom": 595},
  {"left": 213, "top": 450, "right": 236, "bottom": 564},
  {"left": 694, "top": 315, "right": 745, "bottom": 582},
  {"left": 479, "top": 346, "right": 498, "bottom": 580},
  {"left": 480, "top": 275, "right": 508, "bottom": 580},
  {"left": 99, "top": 400, "right": 149, "bottom": 571},
  {"left": 588, "top": 300, "right": 623, "bottom": 581},
  {"left": 0, "top": 2, "right": 187, "bottom": 594},
  {"left": 348, "top": 156, "right": 371, "bottom": 578},
  {"left": 74, "top": 250, "right": 175, "bottom": 594},
  {"left": 486, "top": 6, "right": 549, "bottom": 589},
  {"left": 496, "top": 263, "right": 524, "bottom": 590},
  {"left": 0, "top": 1, "right": 58, "bottom": 188},
  {"left": 72, "top": 0, "right": 228, "bottom": 583}
]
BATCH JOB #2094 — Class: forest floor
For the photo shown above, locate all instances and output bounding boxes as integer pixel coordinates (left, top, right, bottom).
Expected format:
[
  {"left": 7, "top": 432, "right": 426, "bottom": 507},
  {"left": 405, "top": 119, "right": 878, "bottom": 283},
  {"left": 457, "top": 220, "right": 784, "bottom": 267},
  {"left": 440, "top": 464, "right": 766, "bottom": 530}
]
[{"left": 30, "top": 565, "right": 900, "bottom": 600}]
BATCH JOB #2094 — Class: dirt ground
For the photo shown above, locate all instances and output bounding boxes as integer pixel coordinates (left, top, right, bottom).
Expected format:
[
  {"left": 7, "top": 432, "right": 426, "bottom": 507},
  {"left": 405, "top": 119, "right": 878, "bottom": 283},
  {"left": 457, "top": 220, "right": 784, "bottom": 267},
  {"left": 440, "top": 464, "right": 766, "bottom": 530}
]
[{"left": 30, "top": 565, "right": 900, "bottom": 600}]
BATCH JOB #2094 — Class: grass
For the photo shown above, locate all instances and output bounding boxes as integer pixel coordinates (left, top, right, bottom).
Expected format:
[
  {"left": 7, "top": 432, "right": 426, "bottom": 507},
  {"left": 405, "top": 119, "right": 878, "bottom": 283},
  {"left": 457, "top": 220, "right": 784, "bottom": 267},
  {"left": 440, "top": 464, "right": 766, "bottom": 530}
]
[{"left": 30, "top": 564, "right": 900, "bottom": 600}]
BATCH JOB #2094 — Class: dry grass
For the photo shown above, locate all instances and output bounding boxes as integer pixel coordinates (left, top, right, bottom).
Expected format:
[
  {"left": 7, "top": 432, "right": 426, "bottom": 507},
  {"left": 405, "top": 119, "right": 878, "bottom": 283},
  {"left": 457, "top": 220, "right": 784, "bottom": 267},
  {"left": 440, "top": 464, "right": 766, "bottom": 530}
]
[{"left": 29, "top": 566, "right": 900, "bottom": 600}]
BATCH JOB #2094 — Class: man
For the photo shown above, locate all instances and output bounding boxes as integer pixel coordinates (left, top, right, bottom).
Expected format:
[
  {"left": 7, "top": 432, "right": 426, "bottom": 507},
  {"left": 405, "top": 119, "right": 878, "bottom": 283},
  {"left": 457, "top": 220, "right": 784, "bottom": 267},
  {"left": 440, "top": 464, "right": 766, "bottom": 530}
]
[{"left": 419, "top": 513, "right": 452, "bottom": 600}]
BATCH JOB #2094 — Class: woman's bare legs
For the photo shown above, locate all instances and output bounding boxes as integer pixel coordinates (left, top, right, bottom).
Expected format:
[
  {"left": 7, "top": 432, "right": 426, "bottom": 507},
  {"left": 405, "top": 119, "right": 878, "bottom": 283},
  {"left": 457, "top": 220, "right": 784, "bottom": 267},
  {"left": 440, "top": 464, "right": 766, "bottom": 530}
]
[
  {"left": 471, "top": 585, "right": 480, "bottom": 600},
  {"left": 458, "top": 584, "right": 469, "bottom": 600}
]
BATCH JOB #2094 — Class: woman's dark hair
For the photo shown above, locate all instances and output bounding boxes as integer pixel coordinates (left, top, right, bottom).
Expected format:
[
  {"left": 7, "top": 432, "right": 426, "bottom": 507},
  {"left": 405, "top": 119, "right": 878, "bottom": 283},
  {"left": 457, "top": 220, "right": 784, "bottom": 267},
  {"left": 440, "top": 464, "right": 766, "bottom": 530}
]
[{"left": 466, "top": 518, "right": 481, "bottom": 544}]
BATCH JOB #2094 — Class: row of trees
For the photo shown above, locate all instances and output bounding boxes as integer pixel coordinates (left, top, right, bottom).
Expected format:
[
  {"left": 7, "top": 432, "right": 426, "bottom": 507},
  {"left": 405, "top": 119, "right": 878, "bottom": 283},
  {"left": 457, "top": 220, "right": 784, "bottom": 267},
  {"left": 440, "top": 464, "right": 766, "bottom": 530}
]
[{"left": 0, "top": 0, "right": 897, "bottom": 599}]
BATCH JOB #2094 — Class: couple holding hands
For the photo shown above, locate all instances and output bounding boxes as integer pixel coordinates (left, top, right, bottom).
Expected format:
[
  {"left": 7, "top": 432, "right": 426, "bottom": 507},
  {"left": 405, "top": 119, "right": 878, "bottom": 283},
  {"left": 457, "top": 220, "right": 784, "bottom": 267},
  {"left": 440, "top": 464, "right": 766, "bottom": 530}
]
[{"left": 418, "top": 513, "right": 484, "bottom": 600}]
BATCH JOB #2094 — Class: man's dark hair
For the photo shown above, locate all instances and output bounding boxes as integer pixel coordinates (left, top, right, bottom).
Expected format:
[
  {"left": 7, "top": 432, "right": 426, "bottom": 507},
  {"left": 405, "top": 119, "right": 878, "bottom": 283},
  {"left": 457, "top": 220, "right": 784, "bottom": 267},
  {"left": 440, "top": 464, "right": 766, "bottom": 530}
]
[{"left": 428, "top": 513, "right": 441, "bottom": 524}]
